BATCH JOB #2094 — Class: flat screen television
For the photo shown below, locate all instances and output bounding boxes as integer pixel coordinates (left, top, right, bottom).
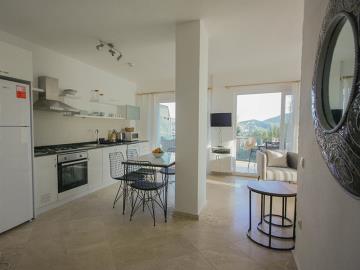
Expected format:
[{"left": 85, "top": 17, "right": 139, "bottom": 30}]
[{"left": 211, "top": 113, "right": 232, "bottom": 127}]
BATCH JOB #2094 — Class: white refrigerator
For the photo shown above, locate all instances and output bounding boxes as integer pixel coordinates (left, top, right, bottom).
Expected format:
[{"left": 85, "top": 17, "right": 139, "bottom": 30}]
[{"left": 0, "top": 77, "right": 34, "bottom": 233}]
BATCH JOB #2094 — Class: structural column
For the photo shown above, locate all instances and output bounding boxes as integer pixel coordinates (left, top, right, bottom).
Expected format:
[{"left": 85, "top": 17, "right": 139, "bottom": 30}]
[{"left": 175, "top": 20, "right": 208, "bottom": 217}]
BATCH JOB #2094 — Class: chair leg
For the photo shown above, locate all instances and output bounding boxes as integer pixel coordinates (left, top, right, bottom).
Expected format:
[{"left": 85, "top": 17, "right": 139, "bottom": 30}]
[
  {"left": 130, "top": 188, "right": 134, "bottom": 221},
  {"left": 122, "top": 182, "right": 127, "bottom": 215},
  {"left": 113, "top": 182, "right": 123, "bottom": 208},
  {"left": 164, "top": 182, "right": 168, "bottom": 223},
  {"left": 151, "top": 191, "right": 156, "bottom": 226},
  {"left": 248, "top": 150, "right": 252, "bottom": 168},
  {"left": 142, "top": 191, "right": 145, "bottom": 212}
]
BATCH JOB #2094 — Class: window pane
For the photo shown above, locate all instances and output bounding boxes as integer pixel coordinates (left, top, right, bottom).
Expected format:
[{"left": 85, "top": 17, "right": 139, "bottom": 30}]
[{"left": 159, "top": 102, "right": 176, "bottom": 151}]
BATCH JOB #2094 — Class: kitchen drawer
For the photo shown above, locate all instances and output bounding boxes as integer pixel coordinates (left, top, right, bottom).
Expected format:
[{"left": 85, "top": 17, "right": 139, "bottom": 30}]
[{"left": 88, "top": 148, "right": 103, "bottom": 189}]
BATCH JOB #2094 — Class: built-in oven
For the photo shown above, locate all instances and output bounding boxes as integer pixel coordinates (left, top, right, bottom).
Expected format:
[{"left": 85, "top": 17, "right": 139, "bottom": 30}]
[{"left": 57, "top": 151, "right": 88, "bottom": 193}]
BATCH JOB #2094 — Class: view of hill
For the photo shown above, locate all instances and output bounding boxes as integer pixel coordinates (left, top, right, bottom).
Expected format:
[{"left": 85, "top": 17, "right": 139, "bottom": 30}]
[
  {"left": 237, "top": 114, "right": 291, "bottom": 135},
  {"left": 237, "top": 115, "right": 282, "bottom": 136}
]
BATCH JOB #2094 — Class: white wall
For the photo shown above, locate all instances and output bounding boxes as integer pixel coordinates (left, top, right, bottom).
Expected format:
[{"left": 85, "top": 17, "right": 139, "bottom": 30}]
[
  {"left": 0, "top": 29, "right": 136, "bottom": 146},
  {"left": 295, "top": 0, "right": 360, "bottom": 269},
  {"left": 175, "top": 21, "right": 208, "bottom": 216}
]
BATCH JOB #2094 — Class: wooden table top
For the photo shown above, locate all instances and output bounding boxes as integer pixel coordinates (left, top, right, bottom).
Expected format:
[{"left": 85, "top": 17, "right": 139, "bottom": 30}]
[{"left": 247, "top": 180, "right": 297, "bottom": 197}]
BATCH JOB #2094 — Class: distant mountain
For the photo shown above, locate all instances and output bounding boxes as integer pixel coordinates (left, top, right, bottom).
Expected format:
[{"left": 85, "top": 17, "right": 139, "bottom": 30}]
[
  {"left": 237, "top": 115, "right": 283, "bottom": 135},
  {"left": 263, "top": 115, "right": 281, "bottom": 125},
  {"left": 263, "top": 113, "right": 291, "bottom": 125},
  {"left": 239, "top": 119, "right": 272, "bottom": 130}
]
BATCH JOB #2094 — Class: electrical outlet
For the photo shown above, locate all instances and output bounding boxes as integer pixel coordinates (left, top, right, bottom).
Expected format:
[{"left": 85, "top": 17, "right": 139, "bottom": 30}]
[
  {"left": 298, "top": 219, "right": 303, "bottom": 229},
  {"left": 300, "top": 157, "right": 305, "bottom": 169}
]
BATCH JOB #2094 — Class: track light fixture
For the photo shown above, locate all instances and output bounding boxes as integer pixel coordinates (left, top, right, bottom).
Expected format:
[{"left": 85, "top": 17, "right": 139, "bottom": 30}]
[
  {"left": 96, "top": 40, "right": 125, "bottom": 63},
  {"left": 109, "top": 49, "right": 116, "bottom": 56},
  {"left": 96, "top": 43, "right": 104, "bottom": 51}
]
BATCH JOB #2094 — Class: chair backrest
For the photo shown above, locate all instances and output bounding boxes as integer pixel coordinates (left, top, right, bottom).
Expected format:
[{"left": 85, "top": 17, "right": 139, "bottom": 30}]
[
  {"left": 167, "top": 147, "right": 176, "bottom": 153},
  {"left": 244, "top": 137, "right": 256, "bottom": 150},
  {"left": 160, "top": 137, "right": 176, "bottom": 152},
  {"left": 109, "top": 152, "right": 125, "bottom": 179},
  {"left": 127, "top": 148, "right": 139, "bottom": 160},
  {"left": 126, "top": 160, "right": 157, "bottom": 182}
]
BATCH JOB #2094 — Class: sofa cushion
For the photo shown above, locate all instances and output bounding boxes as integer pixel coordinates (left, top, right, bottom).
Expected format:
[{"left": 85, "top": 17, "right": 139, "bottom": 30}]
[
  {"left": 266, "top": 167, "right": 297, "bottom": 182},
  {"left": 266, "top": 150, "right": 288, "bottom": 168}
]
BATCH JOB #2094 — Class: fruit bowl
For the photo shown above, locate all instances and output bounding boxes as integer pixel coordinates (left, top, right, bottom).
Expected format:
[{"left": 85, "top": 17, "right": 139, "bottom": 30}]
[
  {"left": 152, "top": 152, "right": 164, "bottom": 158},
  {"left": 152, "top": 147, "right": 164, "bottom": 158}
]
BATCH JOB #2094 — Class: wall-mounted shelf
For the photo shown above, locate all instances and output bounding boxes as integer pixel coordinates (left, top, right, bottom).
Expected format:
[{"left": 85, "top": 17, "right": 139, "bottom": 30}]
[
  {"left": 75, "top": 115, "right": 125, "bottom": 120},
  {"left": 66, "top": 114, "right": 125, "bottom": 120},
  {"left": 32, "top": 87, "right": 45, "bottom": 93}
]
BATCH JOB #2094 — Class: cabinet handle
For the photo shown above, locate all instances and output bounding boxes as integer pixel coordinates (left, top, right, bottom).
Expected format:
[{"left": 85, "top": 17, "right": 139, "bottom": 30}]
[{"left": 54, "top": 164, "right": 57, "bottom": 168}]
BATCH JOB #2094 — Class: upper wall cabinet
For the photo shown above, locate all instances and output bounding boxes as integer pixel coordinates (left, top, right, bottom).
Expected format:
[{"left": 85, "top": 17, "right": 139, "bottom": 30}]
[
  {"left": 0, "top": 41, "right": 33, "bottom": 82},
  {"left": 119, "top": 105, "right": 140, "bottom": 120}
]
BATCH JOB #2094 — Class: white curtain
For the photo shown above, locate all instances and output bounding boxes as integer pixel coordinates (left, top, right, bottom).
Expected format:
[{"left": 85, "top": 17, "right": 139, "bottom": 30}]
[{"left": 136, "top": 92, "right": 175, "bottom": 149}]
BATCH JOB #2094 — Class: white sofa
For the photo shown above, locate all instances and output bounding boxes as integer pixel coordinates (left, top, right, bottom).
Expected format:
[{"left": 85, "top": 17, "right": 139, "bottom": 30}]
[{"left": 256, "top": 150, "right": 298, "bottom": 182}]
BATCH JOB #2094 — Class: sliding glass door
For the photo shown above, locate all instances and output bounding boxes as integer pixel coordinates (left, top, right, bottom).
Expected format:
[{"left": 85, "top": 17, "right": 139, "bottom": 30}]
[{"left": 235, "top": 90, "right": 297, "bottom": 175}]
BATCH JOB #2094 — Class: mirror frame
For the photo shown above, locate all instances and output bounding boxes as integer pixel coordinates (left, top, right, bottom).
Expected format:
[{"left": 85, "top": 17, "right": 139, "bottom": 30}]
[{"left": 312, "top": 0, "right": 360, "bottom": 197}]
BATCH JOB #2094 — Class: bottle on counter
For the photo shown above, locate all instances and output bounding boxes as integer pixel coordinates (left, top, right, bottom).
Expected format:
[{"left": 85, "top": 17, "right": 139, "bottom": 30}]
[{"left": 110, "top": 129, "right": 117, "bottom": 143}]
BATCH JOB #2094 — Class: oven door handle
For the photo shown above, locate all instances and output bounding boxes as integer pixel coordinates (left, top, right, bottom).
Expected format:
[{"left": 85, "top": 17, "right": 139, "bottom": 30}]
[{"left": 59, "top": 159, "right": 88, "bottom": 166}]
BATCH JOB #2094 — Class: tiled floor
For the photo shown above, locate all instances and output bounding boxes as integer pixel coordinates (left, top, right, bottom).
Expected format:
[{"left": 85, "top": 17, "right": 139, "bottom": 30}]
[
  {"left": 235, "top": 160, "right": 257, "bottom": 176},
  {"left": 0, "top": 174, "right": 297, "bottom": 270}
]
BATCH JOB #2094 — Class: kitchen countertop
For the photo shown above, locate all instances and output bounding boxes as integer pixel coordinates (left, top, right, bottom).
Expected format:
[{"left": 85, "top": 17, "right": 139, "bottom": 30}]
[{"left": 34, "top": 140, "right": 148, "bottom": 157}]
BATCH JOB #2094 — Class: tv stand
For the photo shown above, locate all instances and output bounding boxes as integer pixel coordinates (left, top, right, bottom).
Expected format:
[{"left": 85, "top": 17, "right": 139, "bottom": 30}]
[
  {"left": 212, "top": 147, "right": 231, "bottom": 154},
  {"left": 209, "top": 147, "right": 234, "bottom": 173}
]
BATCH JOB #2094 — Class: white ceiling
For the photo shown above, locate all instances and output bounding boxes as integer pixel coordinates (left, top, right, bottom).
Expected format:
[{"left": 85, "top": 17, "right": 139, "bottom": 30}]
[{"left": 0, "top": 0, "right": 304, "bottom": 90}]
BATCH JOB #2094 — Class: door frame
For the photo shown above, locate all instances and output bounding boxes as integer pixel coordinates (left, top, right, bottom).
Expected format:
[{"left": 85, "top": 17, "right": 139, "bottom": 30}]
[{"left": 232, "top": 82, "right": 300, "bottom": 172}]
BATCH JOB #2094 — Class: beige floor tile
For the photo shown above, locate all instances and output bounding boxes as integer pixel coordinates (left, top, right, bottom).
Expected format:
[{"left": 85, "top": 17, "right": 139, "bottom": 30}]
[{"left": 0, "top": 175, "right": 297, "bottom": 270}]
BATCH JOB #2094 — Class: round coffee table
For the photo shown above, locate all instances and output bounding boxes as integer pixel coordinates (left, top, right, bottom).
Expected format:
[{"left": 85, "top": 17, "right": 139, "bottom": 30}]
[{"left": 247, "top": 180, "right": 297, "bottom": 250}]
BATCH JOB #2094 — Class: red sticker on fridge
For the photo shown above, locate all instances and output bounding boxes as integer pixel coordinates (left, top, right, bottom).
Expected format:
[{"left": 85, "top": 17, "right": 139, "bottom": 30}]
[{"left": 16, "top": 86, "right": 27, "bottom": 99}]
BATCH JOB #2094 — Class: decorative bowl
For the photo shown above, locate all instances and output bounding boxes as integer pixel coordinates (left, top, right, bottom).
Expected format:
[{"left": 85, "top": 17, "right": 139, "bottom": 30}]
[{"left": 152, "top": 152, "right": 164, "bottom": 158}]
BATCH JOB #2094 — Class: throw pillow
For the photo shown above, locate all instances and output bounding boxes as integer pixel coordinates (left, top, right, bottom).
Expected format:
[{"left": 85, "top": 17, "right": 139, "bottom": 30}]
[{"left": 266, "top": 150, "right": 288, "bottom": 168}]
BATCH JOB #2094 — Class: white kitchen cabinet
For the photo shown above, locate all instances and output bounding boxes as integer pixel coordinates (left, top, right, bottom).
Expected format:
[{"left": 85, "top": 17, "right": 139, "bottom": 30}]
[
  {"left": 88, "top": 148, "right": 103, "bottom": 189},
  {"left": 34, "top": 155, "right": 58, "bottom": 209},
  {"left": 0, "top": 41, "right": 33, "bottom": 82},
  {"left": 209, "top": 153, "right": 234, "bottom": 173},
  {"left": 102, "top": 145, "right": 127, "bottom": 185},
  {"left": 118, "top": 105, "right": 140, "bottom": 120}
]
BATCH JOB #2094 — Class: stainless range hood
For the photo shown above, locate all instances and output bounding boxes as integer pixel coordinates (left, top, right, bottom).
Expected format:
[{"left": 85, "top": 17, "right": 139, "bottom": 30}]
[{"left": 33, "top": 76, "right": 80, "bottom": 113}]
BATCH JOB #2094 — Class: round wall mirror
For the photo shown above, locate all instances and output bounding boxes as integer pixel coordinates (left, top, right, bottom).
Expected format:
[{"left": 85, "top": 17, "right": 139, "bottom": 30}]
[
  {"left": 322, "top": 15, "right": 356, "bottom": 129},
  {"left": 312, "top": 3, "right": 360, "bottom": 198}
]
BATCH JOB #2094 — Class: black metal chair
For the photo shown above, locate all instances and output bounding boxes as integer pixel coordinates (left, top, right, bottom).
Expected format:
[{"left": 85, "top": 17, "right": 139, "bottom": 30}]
[
  {"left": 126, "top": 148, "right": 156, "bottom": 175},
  {"left": 128, "top": 161, "right": 168, "bottom": 226},
  {"left": 109, "top": 152, "right": 144, "bottom": 214},
  {"left": 126, "top": 148, "right": 139, "bottom": 160}
]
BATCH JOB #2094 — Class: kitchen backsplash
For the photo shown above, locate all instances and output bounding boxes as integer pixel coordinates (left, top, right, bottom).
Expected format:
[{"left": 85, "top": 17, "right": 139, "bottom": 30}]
[{"left": 33, "top": 110, "right": 131, "bottom": 146}]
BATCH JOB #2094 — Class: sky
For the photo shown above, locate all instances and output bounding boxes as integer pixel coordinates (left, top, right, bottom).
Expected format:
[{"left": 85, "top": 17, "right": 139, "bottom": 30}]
[
  {"left": 161, "top": 94, "right": 283, "bottom": 122},
  {"left": 236, "top": 93, "right": 282, "bottom": 122}
]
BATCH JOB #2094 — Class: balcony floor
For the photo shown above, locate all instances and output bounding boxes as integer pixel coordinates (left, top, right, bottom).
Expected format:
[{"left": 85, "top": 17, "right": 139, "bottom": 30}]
[{"left": 235, "top": 160, "right": 257, "bottom": 177}]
